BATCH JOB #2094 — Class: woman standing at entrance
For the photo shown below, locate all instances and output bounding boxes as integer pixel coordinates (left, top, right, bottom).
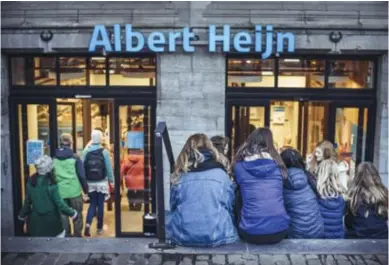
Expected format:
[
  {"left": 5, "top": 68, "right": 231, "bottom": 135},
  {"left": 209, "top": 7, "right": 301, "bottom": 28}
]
[
  {"left": 18, "top": 155, "right": 78, "bottom": 237},
  {"left": 233, "top": 128, "right": 290, "bottom": 244},
  {"left": 166, "top": 134, "right": 238, "bottom": 247},
  {"left": 82, "top": 129, "right": 114, "bottom": 237}
]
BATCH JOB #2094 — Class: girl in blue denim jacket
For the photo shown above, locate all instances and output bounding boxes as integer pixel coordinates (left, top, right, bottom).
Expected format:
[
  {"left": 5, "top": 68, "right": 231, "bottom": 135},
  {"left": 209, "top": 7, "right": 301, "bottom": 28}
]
[{"left": 166, "top": 134, "right": 238, "bottom": 247}]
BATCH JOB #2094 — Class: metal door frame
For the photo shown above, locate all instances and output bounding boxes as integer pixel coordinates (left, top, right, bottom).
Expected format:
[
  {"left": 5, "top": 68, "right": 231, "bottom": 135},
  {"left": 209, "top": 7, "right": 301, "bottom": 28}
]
[
  {"left": 9, "top": 97, "right": 57, "bottom": 236},
  {"left": 113, "top": 98, "right": 156, "bottom": 237}
]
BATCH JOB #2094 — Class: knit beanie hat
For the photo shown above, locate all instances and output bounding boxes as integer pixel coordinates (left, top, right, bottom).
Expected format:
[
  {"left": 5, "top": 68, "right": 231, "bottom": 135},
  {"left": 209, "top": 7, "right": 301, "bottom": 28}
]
[
  {"left": 35, "top": 155, "right": 54, "bottom": 175},
  {"left": 60, "top": 133, "right": 73, "bottom": 147},
  {"left": 91, "top": 129, "right": 103, "bottom": 144}
]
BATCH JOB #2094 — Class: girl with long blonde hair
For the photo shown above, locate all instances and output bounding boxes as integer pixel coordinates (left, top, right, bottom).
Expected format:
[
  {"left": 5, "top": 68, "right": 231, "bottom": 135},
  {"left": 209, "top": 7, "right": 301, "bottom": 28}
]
[
  {"left": 316, "top": 159, "right": 346, "bottom": 238},
  {"left": 307, "top": 140, "right": 337, "bottom": 175},
  {"left": 345, "top": 162, "right": 388, "bottom": 239},
  {"left": 167, "top": 134, "right": 238, "bottom": 247}
]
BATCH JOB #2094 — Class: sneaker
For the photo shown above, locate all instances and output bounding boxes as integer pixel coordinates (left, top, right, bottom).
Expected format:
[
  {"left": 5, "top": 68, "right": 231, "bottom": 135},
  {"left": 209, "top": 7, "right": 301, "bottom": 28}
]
[
  {"left": 84, "top": 226, "right": 91, "bottom": 237},
  {"left": 97, "top": 229, "right": 104, "bottom": 235}
]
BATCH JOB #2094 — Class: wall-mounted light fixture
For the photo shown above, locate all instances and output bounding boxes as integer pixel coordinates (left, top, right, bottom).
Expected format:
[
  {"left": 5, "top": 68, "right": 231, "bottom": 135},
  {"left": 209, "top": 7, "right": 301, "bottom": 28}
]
[
  {"left": 40, "top": 30, "right": 53, "bottom": 42},
  {"left": 329, "top": 31, "right": 342, "bottom": 44}
]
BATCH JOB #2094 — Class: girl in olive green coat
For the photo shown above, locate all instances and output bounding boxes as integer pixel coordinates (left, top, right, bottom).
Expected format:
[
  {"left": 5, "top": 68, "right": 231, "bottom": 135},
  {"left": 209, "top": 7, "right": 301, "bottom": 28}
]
[{"left": 18, "top": 155, "right": 78, "bottom": 237}]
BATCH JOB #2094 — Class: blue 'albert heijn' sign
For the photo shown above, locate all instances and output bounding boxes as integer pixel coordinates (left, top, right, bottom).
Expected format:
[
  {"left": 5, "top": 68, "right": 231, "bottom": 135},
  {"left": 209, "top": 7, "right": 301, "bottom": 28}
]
[{"left": 89, "top": 24, "right": 295, "bottom": 59}]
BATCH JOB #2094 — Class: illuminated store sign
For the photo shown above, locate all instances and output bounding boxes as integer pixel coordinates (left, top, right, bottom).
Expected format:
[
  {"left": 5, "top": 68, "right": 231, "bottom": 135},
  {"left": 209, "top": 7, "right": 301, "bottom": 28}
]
[{"left": 89, "top": 24, "right": 295, "bottom": 59}]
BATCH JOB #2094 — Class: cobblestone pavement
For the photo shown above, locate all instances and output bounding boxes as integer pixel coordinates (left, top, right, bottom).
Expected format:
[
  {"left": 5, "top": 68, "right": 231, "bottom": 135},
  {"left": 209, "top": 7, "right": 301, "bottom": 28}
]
[{"left": 1, "top": 253, "right": 388, "bottom": 265}]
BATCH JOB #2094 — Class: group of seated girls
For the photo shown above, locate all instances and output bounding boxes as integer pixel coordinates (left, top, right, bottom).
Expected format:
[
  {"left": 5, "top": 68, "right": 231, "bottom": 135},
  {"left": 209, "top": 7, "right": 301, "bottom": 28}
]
[{"left": 166, "top": 128, "right": 388, "bottom": 247}]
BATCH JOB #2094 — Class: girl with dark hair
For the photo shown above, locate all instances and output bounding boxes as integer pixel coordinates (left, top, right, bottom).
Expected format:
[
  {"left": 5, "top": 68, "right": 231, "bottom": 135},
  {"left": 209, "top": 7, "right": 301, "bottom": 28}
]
[
  {"left": 280, "top": 148, "right": 324, "bottom": 238},
  {"left": 233, "top": 128, "right": 290, "bottom": 244},
  {"left": 18, "top": 155, "right": 78, "bottom": 237},
  {"left": 345, "top": 162, "right": 388, "bottom": 239}
]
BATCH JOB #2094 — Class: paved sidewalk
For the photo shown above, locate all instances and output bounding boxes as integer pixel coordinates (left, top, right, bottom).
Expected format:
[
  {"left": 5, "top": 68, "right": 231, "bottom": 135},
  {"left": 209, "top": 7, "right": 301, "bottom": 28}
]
[
  {"left": 1, "top": 253, "right": 388, "bottom": 265},
  {"left": 2, "top": 237, "right": 388, "bottom": 265}
]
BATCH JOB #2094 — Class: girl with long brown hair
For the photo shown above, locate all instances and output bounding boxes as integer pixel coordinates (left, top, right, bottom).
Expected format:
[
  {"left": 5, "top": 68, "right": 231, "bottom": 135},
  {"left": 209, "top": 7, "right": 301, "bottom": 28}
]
[
  {"left": 345, "top": 162, "right": 388, "bottom": 239},
  {"left": 233, "top": 127, "right": 290, "bottom": 244},
  {"left": 167, "top": 134, "right": 238, "bottom": 247}
]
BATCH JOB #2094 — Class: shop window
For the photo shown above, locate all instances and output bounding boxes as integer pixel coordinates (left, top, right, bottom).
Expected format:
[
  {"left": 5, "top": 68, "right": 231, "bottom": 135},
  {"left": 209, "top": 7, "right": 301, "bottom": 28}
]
[
  {"left": 328, "top": 60, "right": 374, "bottom": 89},
  {"left": 59, "top": 57, "right": 86, "bottom": 86},
  {"left": 34, "top": 57, "right": 57, "bottom": 85},
  {"left": 89, "top": 57, "right": 107, "bottom": 86},
  {"left": 227, "top": 59, "right": 275, "bottom": 87},
  {"left": 335, "top": 107, "right": 360, "bottom": 178},
  {"left": 278, "top": 59, "right": 325, "bottom": 88},
  {"left": 270, "top": 101, "right": 299, "bottom": 151},
  {"left": 109, "top": 57, "right": 156, "bottom": 86},
  {"left": 11, "top": 57, "right": 26, "bottom": 85}
]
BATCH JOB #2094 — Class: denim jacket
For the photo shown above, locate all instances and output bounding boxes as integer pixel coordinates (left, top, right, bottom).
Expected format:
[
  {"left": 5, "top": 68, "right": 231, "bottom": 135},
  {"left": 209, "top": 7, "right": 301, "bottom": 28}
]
[{"left": 166, "top": 152, "right": 239, "bottom": 247}]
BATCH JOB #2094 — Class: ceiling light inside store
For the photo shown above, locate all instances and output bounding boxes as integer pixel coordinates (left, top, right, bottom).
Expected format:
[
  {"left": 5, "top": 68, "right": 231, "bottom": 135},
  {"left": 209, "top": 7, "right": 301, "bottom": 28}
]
[
  {"left": 284, "top": 59, "right": 300, "bottom": 63},
  {"left": 246, "top": 60, "right": 252, "bottom": 63},
  {"left": 262, "top": 71, "right": 273, "bottom": 76}
]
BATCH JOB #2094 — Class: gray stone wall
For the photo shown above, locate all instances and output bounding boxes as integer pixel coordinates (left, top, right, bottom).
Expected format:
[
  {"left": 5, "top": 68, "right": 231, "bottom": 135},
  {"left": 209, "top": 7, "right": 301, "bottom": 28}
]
[
  {"left": 375, "top": 54, "right": 388, "bottom": 187},
  {"left": 157, "top": 48, "right": 225, "bottom": 209},
  {"left": 1, "top": 54, "right": 15, "bottom": 236}
]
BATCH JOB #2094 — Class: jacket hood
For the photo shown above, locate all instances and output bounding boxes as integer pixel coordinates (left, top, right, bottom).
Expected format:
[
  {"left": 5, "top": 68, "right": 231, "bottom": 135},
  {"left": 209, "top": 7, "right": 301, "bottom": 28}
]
[
  {"left": 285, "top": 168, "right": 308, "bottom": 190},
  {"left": 127, "top": 153, "right": 143, "bottom": 163},
  {"left": 55, "top": 147, "right": 74, "bottom": 160},
  {"left": 189, "top": 149, "right": 225, "bottom": 173},
  {"left": 241, "top": 158, "right": 278, "bottom": 178},
  {"left": 320, "top": 196, "right": 344, "bottom": 210}
]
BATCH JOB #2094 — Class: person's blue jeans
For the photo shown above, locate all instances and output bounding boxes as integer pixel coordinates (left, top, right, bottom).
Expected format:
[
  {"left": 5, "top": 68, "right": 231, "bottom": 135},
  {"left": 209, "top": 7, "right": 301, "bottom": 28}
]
[{"left": 86, "top": 191, "right": 105, "bottom": 230}]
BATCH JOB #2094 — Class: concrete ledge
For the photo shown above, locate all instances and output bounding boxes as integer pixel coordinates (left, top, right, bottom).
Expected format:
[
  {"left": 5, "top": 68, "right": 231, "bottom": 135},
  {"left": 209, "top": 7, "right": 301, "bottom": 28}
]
[{"left": 2, "top": 237, "right": 388, "bottom": 255}]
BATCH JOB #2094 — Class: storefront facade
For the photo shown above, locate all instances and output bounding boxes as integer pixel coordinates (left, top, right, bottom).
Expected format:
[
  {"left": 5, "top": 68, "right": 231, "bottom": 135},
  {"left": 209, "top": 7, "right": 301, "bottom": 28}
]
[{"left": 1, "top": 1, "right": 388, "bottom": 237}]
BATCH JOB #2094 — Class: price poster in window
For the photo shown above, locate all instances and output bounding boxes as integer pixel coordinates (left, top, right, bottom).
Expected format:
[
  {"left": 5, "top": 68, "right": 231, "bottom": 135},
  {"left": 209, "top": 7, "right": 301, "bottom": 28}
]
[
  {"left": 272, "top": 106, "right": 285, "bottom": 125},
  {"left": 26, "top": 140, "right": 44, "bottom": 165}
]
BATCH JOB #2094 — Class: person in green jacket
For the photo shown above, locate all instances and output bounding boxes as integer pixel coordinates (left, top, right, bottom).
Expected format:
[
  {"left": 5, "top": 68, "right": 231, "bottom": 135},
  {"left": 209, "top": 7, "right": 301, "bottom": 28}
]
[
  {"left": 18, "top": 155, "right": 78, "bottom": 237},
  {"left": 54, "top": 133, "right": 88, "bottom": 237}
]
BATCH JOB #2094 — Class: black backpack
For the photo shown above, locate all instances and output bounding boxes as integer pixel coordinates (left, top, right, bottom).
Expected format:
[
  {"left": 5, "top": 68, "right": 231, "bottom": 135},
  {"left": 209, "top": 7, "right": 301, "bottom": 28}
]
[{"left": 84, "top": 148, "right": 106, "bottom": 181}]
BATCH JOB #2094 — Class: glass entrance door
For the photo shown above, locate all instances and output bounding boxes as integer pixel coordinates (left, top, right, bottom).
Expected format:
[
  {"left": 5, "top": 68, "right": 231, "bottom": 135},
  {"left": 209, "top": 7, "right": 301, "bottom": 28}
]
[
  {"left": 229, "top": 102, "right": 269, "bottom": 160},
  {"left": 11, "top": 99, "right": 56, "bottom": 235},
  {"left": 113, "top": 100, "right": 155, "bottom": 236},
  {"left": 329, "top": 104, "right": 371, "bottom": 179}
]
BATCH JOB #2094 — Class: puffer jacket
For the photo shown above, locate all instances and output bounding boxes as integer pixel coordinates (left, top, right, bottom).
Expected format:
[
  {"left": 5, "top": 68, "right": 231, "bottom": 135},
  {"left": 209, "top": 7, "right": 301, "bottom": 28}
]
[
  {"left": 166, "top": 151, "right": 238, "bottom": 247},
  {"left": 233, "top": 156, "right": 290, "bottom": 236},
  {"left": 345, "top": 205, "right": 388, "bottom": 239},
  {"left": 318, "top": 196, "right": 345, "bottom": 238},
  {"left": 284, "top": 168, "right": 324, "bottom": 238},
  {"left": 54, "top": 147, "right": 88, "bottom": 198},
  {"left": 120, "top": 153, "right": 151, "bottom": 191}
]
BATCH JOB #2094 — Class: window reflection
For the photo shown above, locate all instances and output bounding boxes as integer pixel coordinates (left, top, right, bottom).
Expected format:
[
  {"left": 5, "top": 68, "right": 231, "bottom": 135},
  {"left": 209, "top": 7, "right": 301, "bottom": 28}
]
[
  {"left": 228, "top": 59, "right": 275, "bottom": 87},
  {"left": 278, "top": 59, "right": 325, "bottom": 88},
  {"left": 328, "top": 60, "right": 374, "bottom": 89},
  {"left": 34, "top": 57, "right": 56, "bottom": 85},
  {"left": 11, "top": 57, "right": 26, "bottom": 85},
  {"left": 109, "top": 57, "right": 156, "bottom": 86},
  {"left": 59, "top": 57, "right": 86, "bottom": 86}
]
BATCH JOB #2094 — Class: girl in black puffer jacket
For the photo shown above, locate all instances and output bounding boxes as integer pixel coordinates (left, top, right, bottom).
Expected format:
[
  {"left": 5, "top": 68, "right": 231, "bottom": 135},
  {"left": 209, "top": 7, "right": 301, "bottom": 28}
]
[{"left": 345, "top": 162, "right": 388, "bottom": 239}]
